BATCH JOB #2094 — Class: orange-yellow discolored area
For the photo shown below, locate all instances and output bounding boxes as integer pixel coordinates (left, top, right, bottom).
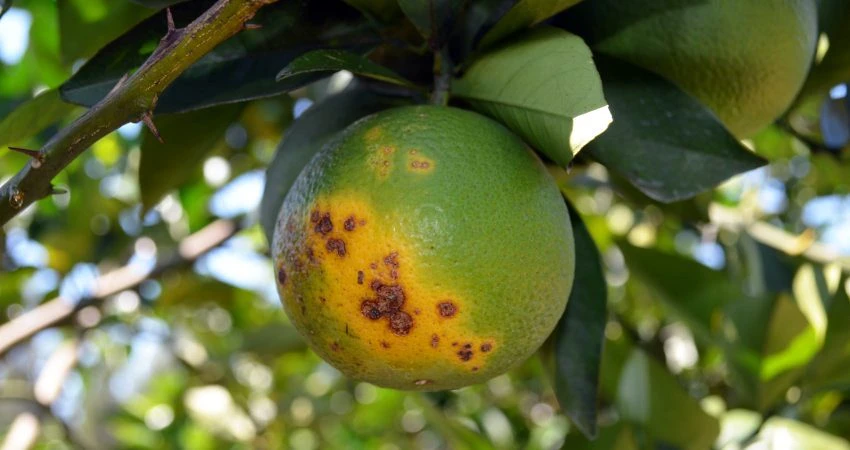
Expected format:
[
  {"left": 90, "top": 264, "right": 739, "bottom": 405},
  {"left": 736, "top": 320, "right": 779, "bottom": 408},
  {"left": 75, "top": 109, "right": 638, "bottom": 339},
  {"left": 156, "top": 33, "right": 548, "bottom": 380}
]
[{"left": 278, "top": 192, "right": 498, "bottom": 389}]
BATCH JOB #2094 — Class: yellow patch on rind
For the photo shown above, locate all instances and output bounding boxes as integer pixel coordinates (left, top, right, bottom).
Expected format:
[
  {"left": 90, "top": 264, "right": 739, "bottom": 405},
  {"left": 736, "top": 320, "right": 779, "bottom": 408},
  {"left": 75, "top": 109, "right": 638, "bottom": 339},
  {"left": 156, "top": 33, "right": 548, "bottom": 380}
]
[{"left": 284, "top": 191, "right": 496, "bottom": 375}]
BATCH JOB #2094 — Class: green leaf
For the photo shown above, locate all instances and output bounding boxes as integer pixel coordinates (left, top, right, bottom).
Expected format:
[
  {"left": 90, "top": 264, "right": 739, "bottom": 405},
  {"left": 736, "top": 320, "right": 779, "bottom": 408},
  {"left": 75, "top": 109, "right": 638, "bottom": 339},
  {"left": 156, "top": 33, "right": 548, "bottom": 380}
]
[
  {"left": 58, "top": 0, "right": 153, "bottom": 63},
  {"left": 139, "top": 104, "right": 242, "bottom": 210},
  {"left": 447, "top": 0, "right": 519, "bottom": 62},
  {"left": 797, "top": 0, "right": 850, "bottom": 101},
  {"left": 128, "top": 0, "right": 189, "bottom": 7},
  {"left": 479, "top": 0, "right": 583, "bottom": 48},
  {"left": 616, "top": 349, "right": 720, "bottom": 450},
  {"left": 259, "top": 86, "right": 408, "bottom": 244},
  {"left": 586, "top": 56, "right": 766, "bottom": 203},
  {"left": 60, "top": 0, "right": 378, "bottom": 114},
  {"left": 342, "top": 0, "right": 403, "bottom": 24},
  {"left": 397, "top": 0, "right": 465, "bottom": 45},
  {"left": 0, "top": 89, "right": 78, "bottom": 149},
  {"left": 276, "top": 49, "right": 414, "bottom": 89},
  {"left": 452, "top": 27, "right": 611, "bottom": 166},
  {"left": 619, "top": 243, "right": 735, "bottom": 343},
  {"left": 562, "top": 423, "right": 639, "bottom": 450},
  {"left": 806, "top": 277, "right": 850, "bottom": 391},
  {"left": 547, "top": 199, "right": 606, "bottom": 438},
  {"left": 754, "top": 417, "right": 850, "bottom": 450}
]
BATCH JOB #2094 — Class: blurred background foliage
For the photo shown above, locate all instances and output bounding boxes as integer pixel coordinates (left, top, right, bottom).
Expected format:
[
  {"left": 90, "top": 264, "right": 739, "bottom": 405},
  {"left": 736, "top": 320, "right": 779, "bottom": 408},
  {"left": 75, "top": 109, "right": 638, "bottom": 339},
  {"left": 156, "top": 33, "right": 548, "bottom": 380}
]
[{"left": 0, "top": 0, "right": 849, "bottom": 449}]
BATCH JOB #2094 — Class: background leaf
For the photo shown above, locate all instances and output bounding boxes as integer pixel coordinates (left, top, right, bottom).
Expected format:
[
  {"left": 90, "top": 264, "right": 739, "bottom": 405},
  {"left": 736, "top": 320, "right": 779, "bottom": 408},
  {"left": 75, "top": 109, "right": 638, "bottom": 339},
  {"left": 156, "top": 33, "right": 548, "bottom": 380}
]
[
  {"left": 276, "top": 49, "right": 414, "bottom": 89},
  {"left": 0, "top": 88, "right": 78, "bottom": 148},
  {"left": 58, "top": 0, "right": 153, "bottom": 63},
  {"left": 342, "top": 0, "right": 403, "bottom": 24},
  {"left": 259, "top": 86, "right": 409, "bottom": 243},
  {"left": 478, "top": 0, "right": 583, "bottom": 48},
  {"left": 546, "top": 199, "right": 607, "bottom": 438},
  {"left": 452, "top": 26, "right": 610, "bottom": 166},
  {"left": 139, "top": 104, "right": 243, "bottom": 210},
  {"left": 587, "top": 56, "right": 766, "bottom": 203},
  {"left": 615, "top": 349, "right": 720, "bottom": 450},
  {"left": 60, "top": 0, "right": 378, "bottom": 114},
  {"left": 397, "top": 0, "right": 465, "bottom": 46}
]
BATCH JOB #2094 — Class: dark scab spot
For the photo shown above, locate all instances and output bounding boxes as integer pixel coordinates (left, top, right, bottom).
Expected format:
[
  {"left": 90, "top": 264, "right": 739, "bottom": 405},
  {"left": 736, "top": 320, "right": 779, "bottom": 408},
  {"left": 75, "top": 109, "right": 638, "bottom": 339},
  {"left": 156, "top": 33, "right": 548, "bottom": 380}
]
[
  {"left": 370, "top": 279, "right": 382, "bottom": 290},
  {"left": 277, "top": 266, "right": 286, "bottom": 285},
  {"left": 326, "top": 238, "right": 346, "bottom": 256},
  {"left": 438, "top": 301, "right": 457, "bottom": 318},
  {"left": 344, "top": 217, "right": 356, "bottom": 231},
  {"left": 457, "top": 348, "right": 473, "bottom": 362},
  {"left": 389, "top": 311, "right": 413, "bottom": 335},
  {"left": 414, "top": 308, "right": 421, "bottom": 315},
  {"left": 357, "top": 271, "right": 364, "bottom": 284},
  {"left": 331, "top": 341, "right": 340, "bottom": 351},
  {"left": 310, "top": 210, "right": 320, "bottom": 223},
  {"left": 481, "top": 343, "right": 492, "bottom": 353},
  {"left": 380, "top": 341, "right": 391, "bottom": 349},
  {"left": 314, "top": 213, "right": 333, "bottom": 235},
  {"left": 361, "top": 300, "right": 382, "bottom": 320},
  {"left": 319, "top": 297, "right": 327, "bottom": 304},
  {"left": 370, "top": 262, "right": 378, "bottom": 269},
  {"left": 463, "top": 343, "right": 472, "bottom": 349},
  {"left": 431, "top": 334, "right": 439, "bottom": 348},
  {"left": 472, "top": 366, "right": 479, "bottom": 372},
  {"left": 452, "top": 342, "right": 458, "bottom": 347},
  {"left": 384, "top": 252, "right": 399, "bottom": 269},
  {"left": 411, "top": 160, "right": 430, "bottom": 169},
  {"left": 375, "top": 284, "right": 405, "bottom": 310}
]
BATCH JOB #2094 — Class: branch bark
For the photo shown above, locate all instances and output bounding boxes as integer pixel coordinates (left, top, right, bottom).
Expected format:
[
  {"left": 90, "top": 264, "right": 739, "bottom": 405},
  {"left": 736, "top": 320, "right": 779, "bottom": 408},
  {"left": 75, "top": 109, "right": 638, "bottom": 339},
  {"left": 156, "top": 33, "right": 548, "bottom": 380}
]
[
  {"left": 0, "top": 219, "right": 239, "bottom": 358},
  {"left": 0, "top": 0, "right": 278, "bottom": 225}
]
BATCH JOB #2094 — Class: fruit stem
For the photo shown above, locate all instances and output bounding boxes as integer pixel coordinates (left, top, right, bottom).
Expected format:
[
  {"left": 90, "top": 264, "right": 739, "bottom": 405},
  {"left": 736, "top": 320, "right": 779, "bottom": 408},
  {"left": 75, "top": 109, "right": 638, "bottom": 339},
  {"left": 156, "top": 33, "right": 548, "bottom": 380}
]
[{"left": 430, "top": 46, "right": 452, "bottom": 106}]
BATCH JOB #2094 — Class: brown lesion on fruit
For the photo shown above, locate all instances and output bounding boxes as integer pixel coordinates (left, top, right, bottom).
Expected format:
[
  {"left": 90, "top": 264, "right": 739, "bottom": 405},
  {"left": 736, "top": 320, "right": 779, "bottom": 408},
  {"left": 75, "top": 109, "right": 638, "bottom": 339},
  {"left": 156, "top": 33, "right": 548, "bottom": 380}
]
[
  {"left": 437, "top": 301, "right": 457, "bottom": 318},
  {"left": 277, "top": 266, "right": 286, "bottom": 285},
  {"left": 481, "top": 342, "right": 492, "bottom": 353},
  {"left": 380, "top": 341, "right": 391, "bottom": 349},
  {"left": 406, "top": 153, "right": 434, "bottom": 173},
  {"left": 457, "top": 343, "right": 474, "bottom": 362},
  {"left": 357, "top": 251, "right": 416, "bottom": 337},
  {"left": 344, "top": 216, "right": 357, "bottom": 231},
  {"left": 431, "top": 334, "right": 439, "bottom": 348},
  {"left": 310, "top": 210, "right": 333, "bottom": 235},
  {"left": 330, "top": 341, "right": 340, "bottom": 352},
  {"left": 326, "top": 238, "right": 346, "bottom": 256}
]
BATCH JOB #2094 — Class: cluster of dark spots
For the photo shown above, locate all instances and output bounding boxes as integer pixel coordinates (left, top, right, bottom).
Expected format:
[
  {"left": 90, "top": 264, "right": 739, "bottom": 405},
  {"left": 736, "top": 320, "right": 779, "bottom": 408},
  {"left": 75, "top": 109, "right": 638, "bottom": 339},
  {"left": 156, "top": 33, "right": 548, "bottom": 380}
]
[
  {"left": 431, "top": 334, "right": 440, "bottom": 348},
  {"left": 438, "top": 301, "right": 457, "bottom": 318},
  {"left": 311, "top": 211, "right": 334, "bottom": 235},
  {"left": 326, "top": 238, "right": 346, "bottom": 256},
  {"left": 277, "top": 266, "right": 286, "bottom": 285},
  {"left": 458, "top": 347, "right": 474, "bottom": 362},
  {"left": 361, "top": 300, "right": 382, "bottom": 320},
  {"left": 358, "top": 252, "right": 414, "bottom": 336},
  {"left": 481, "top": 342, "right": 492, "bottom": 353},
  {"left": 389, "top": 311, "right": 413, "bottom": 335},
  {"left": 344, "top": 216, "right": 357, "bottom": 231},
  {"left": 380, "top": 341, "right": 391, "bottom": 349},
  {"left": 410, "top": 160, "right": 430, "bottom": 169}
]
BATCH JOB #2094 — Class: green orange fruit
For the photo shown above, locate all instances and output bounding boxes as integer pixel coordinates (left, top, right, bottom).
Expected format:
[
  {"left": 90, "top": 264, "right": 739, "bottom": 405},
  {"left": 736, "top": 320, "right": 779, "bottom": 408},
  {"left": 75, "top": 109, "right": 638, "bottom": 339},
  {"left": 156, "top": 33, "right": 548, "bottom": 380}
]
[
  {"left": 568, "top": 0, "right": 818, "bottom": 137},
  {"left": 272, "top": 106, "right": 574, "bottom": 390}
]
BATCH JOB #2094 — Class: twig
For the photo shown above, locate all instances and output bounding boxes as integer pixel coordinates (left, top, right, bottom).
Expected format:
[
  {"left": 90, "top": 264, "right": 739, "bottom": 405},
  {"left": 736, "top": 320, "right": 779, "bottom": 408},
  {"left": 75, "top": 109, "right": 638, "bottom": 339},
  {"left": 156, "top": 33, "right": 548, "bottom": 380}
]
[
  {"left": 0, "top": 0, "right": 278, "bottom": 225},
  {"left": 430, "top": 46, "right": 452, "bottom": 106},
  {"left": 0, "top": 219, "right": 239, "bottom": 358}
]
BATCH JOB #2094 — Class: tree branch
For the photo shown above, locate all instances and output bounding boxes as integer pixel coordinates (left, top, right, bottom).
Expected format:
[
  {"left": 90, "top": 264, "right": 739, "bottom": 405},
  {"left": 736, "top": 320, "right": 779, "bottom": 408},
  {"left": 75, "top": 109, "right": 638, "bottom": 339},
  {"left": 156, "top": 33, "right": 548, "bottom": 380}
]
[
  {"left": 0, "top": 0, "right": 278, "bottom": 225},
  {"left": 0, "top": 219, "right": 240, "bottom": 358}
]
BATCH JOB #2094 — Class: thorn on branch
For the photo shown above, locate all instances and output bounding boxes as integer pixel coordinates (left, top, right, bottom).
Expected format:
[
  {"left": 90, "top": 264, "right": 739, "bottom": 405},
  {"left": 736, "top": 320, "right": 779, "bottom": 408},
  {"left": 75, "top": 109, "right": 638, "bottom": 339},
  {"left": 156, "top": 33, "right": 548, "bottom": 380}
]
[
  {"left": 140, "top": 112, "right": 164, "bottom": 143},
  {"left": 9, "top": 147, "right": 45, "bottom": 169},
  {"left": 49, "top": 185, "right": 68, "bottom": 196},
  {"left": 166, "top": 8, "right": 176, "bottom": 33}
]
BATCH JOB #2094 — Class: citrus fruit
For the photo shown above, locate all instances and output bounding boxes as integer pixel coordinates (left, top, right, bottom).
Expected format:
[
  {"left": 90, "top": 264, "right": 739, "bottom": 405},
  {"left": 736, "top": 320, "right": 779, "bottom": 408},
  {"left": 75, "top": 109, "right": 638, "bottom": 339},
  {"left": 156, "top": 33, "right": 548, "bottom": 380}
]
[
  {"left": 567, "top": 0, "right": 818, "bottom": 137},
  {"left": 272, "top": 105, "right": 574, "bottom": 390}
]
